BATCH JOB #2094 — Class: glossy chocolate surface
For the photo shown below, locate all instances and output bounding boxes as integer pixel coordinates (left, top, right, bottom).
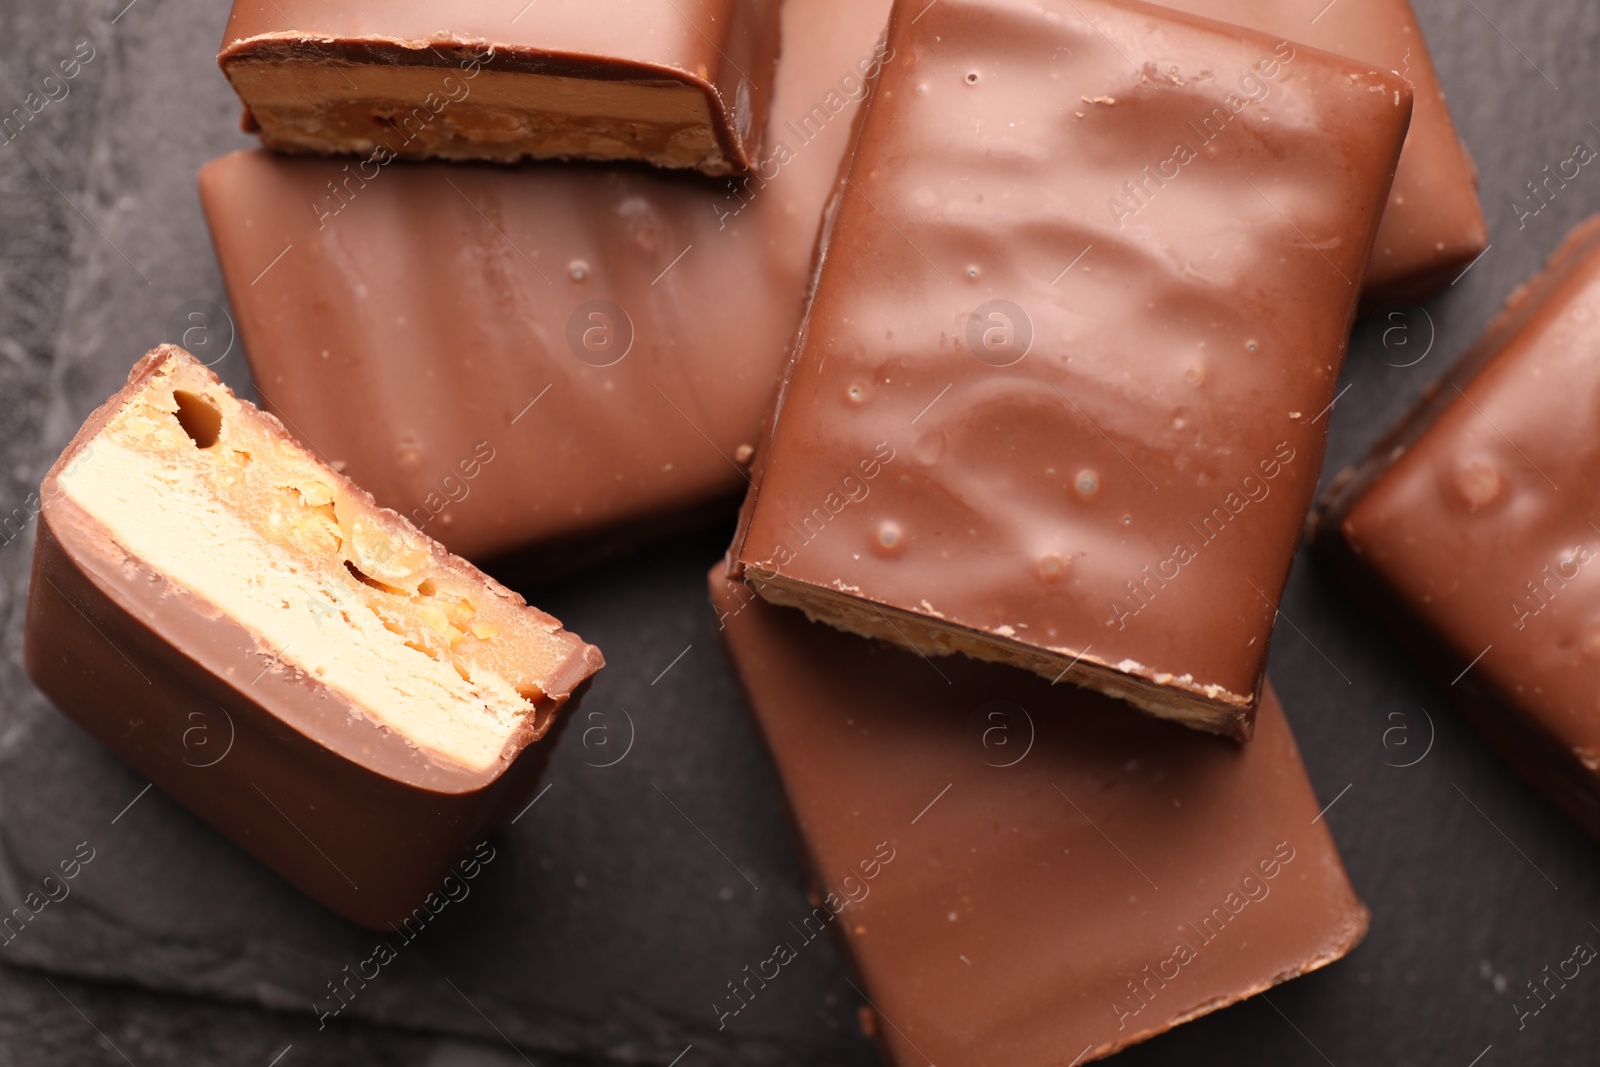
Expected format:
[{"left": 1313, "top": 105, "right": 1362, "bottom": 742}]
[
  {"left": 219, "top": 0, "right": 781, "bottom": 175},
  {"left": 1159, "top": 0, "right": 1485, "bottom": 302},
  {"left": 710, "top": 568, "right": 1368, "bottom": 1065},
  {"left": 1317, "top": 215, "right": 1600, "bottom": 839},
  {"left": 201, "top": 0, "right": 892, "bottom": 570},
  {"left": 23, "top": 350, "right": 597, "bottom": 929},
  {"left": 732, "top": 0, "right": 1412, "bottom": 735}
]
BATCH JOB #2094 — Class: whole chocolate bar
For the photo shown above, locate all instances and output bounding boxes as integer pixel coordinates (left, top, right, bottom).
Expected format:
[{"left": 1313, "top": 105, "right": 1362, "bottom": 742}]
[
  {"left": 731, "top": 0, "right": 1413, "bottom": 737},
  {"left": 710, "top": 569, "right": 1368, "bottom": 1065},
  {"left": 1316, "top": 216, "right": 1600, "bottom": 840},
  {"left": 218, "top": 0, "right": 781, "bottom": 176},
  {"left": 201, "top": 0, "right": 892, "bottom": 570},
  {"left": 24, "top": 346, "right": 602, "bottom": 929},
  {"left": 1158, "top": 0, "right": 1485, "bottom": 303}
]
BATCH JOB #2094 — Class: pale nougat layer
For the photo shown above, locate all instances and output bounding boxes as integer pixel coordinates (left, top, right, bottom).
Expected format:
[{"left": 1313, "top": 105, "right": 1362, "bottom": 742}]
[
  {"left": 56, "top": 348, "right": 602, "bottom": 773},
  {"left": 226, "top": 57, "right": 725, "bottom": 170}
]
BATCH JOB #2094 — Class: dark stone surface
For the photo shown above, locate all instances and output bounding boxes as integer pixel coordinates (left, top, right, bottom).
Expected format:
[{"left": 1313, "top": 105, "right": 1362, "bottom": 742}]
[
  {"left": 0, "top": 967, "right": 589, "bottom": 1067},
  {"left": 0, "top": 0, "right": 1598, "bottom": 1063}
]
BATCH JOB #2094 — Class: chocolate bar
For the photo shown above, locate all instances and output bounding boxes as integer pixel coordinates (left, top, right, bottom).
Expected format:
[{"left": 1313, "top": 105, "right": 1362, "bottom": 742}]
[
  {"left": 1159, "top": 0, "right": 1485, "bottom": 303},
  {"left": 710, "top": 569, "right": 1368, "bottom": 1065},
  {"left": 1316, "top": 216, "right": 1600, "bottom": 840},
  {"left": 24, "top": 346, "right": 603, "bottom": 929},
  {"left": 218, "top": 0, "right": 781, "bottom": 176},
  {"left": 730, "top": 0, "right": 1413, "bottom": 738},
  {"left": 201, "top": 0, "right": 892, "bottom": 569}
]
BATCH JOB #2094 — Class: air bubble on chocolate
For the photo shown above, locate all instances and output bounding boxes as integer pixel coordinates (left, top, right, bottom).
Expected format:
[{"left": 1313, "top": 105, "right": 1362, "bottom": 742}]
[
  {"left": 1454, "top": 459, "right": 1503, "bottom": 511},
  {"left": 1037, "top": 554, "right": 1068, "bottom": 583},
  {"left": 846, "top": 383, "right": 868, "bottom": 406},
  {"left": 965, "top": 72, "right": 980, "bottom": 85},
  {"left": 1074, "top": 469, "right": 1101, "bottom": 500},
  {"left": 568, "top": 260, "right": 590, "bottom": 282},
  {"left": 1245, "top": 339, "right": 1259, "bottom": 353},
  {"left": 874, "top": 521, "right": 905, "bottom": 558},
  {"left": 617, "top": 197, "right": 662, "bottom": 252},
  {"left": 966, "top": 266, "right": 980, "bottom": 280}
]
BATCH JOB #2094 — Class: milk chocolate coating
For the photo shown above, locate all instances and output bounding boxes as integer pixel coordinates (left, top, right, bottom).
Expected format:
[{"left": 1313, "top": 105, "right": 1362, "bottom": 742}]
[
  {"left": 219, "top": 0, "right": 780, "bottom": 176},
  {"left": 200, "top": 0, "right": 892, "bottom": 571},
  {"left": 1158, "top": 0, "right": 1485, "bottom": 303},
  {"left": 1316, "top": 215, "right": 1600, "bottom": 841},
  {"left": 710, "top": 569, "right": 1369, "bottom": 1065},
  {"left": 24, "top": 350, "right": 596, "bottom": 930},
  {"left": 732, "top": 0, "right": 1413, "bottom": 737}
]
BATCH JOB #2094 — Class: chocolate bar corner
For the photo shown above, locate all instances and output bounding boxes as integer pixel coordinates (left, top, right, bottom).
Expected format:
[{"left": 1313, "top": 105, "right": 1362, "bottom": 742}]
[{"left": 1156, "top": 0, "right": 1486, "bottom": 304}]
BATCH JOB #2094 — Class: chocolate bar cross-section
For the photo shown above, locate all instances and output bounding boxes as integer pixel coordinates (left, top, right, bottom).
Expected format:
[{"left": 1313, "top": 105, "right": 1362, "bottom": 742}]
[
  {"left": 219, "top": 0, "right": 781, "bottom": 176},
  {"left": 25, "top": 346, "right": 602, "bottom": 928}
]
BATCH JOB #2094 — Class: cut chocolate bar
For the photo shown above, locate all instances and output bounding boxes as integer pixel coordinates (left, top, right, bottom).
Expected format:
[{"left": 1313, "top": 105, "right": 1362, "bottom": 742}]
[
  {"left": 1316, "top": 216, "right": 1600, "bottom": 841},
  {"left": 218, "top": 0, "right": 781, "bottom": 176},
  {"left": 24, "top": 346, "right": 602, "bottom": 929},
  {"left": 1157, "top": 0, "right": 1486, "bottom": 303},
  {"left": 710, "top": 568, "right": 1368, "bottom": 1065},
  {"left": 201, "top": 0, "right": 892, "bottom": 571},
  {"left": 731, "top": 0, "right": 1413, "bottom": 738}
]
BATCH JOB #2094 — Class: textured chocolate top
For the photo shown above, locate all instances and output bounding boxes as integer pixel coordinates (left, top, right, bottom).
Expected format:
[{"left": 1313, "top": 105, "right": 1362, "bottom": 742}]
[
  {"left": 201, "top": 0, "right": 891, "bottom": 567},
  {"left": 1159, "top": 0, "right": 1485, "bottom": 302},
  {"left": 733, "top": 0, "right": 1411, "bottom": 718},
  {"left": 711, "top": 569, "right": 1368, "bottom": 1065},
  {"left": 1321, "top": 216, "right": 1600, "bottom": 780},
  {"left": 220, "top": 0, "right": 781, "bottom": 173}
]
